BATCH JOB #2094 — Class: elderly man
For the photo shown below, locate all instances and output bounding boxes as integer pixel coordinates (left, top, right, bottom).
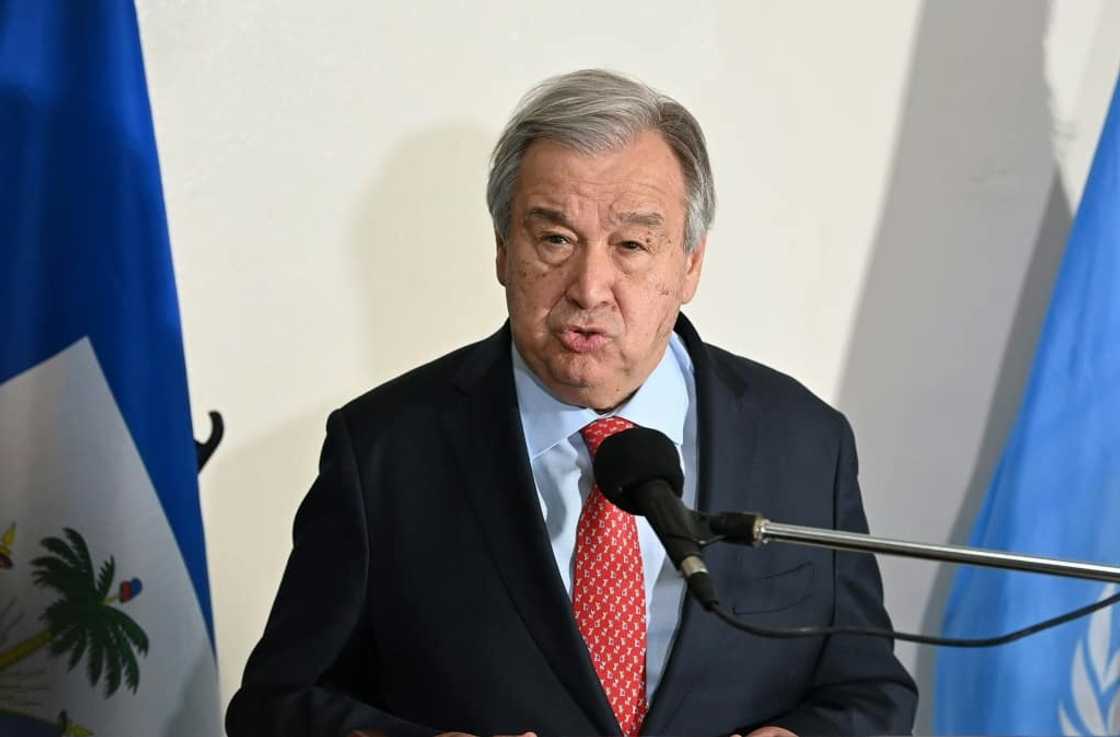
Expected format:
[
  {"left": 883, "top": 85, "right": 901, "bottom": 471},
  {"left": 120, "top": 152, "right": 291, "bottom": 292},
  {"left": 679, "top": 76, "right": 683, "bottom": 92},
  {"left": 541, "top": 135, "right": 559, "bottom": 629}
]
[{"left": 227, "top": 70, "right": 917, "bottom": 737}]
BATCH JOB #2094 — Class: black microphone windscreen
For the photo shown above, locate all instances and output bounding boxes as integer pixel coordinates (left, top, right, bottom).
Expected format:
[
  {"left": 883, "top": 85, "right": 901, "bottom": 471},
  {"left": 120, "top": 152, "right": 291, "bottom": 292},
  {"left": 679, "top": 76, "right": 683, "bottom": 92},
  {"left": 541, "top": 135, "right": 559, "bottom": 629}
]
[{"left": 593, "top": 426, "right": 684, "bottom": 514}]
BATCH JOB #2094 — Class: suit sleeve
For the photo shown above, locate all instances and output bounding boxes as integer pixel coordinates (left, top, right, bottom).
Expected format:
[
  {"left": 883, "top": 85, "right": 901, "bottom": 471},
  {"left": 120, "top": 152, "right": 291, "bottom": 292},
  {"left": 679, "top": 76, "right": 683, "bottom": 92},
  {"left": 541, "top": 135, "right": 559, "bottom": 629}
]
[
  {"left": 767, "top": 414, "right": 918, "bottom": 736},
  {"left": 226, "top": 410, "right": 440, "bottom": 737}
]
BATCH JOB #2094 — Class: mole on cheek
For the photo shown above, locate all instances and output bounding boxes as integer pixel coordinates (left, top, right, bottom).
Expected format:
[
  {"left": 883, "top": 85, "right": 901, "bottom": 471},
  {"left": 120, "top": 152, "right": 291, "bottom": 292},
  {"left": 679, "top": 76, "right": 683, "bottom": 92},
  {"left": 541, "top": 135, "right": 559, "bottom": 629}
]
[
  {"left": 647, "top": 234, "right": 672, "bottom": 254},
  {"left": 523, "top": 259, "right": 551, "bottom": 279},
  {"left": 520, "top": 269, "right": 549, "bottom": 286}
]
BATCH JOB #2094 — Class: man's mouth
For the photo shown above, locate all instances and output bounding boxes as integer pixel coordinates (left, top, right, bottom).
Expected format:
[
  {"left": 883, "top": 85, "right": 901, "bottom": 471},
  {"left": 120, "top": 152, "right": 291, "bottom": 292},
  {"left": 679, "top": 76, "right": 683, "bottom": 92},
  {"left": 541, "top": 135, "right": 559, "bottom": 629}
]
[{"left": 557, "top": 327, "right": 609, "bottom": 353}]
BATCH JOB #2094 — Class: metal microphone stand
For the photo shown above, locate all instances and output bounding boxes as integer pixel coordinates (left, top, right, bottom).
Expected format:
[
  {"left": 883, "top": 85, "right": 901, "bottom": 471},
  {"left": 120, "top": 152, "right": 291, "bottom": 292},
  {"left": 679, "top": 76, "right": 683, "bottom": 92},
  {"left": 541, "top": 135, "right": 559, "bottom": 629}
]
[{"left": 701, "top": 511, "right": 1120, "bottom": 584}]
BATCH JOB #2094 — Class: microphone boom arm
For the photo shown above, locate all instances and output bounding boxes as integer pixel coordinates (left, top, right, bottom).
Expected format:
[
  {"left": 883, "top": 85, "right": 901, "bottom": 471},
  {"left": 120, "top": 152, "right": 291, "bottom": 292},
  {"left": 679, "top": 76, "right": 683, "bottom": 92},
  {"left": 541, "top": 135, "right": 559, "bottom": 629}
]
[{"left": 702, "top": 512, "right": 1120, "bottom": 584}]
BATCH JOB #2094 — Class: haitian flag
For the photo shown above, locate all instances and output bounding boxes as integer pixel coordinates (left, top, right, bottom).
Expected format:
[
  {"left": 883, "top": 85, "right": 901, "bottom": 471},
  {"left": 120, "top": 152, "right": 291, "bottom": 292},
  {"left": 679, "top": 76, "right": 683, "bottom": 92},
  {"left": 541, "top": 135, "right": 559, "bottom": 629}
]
[
  {"left": 0, "top": 3, "right": 220, "bottom": 735},
  {"left": 935, "top": 73, "right": 1120, "bottom": 735}
]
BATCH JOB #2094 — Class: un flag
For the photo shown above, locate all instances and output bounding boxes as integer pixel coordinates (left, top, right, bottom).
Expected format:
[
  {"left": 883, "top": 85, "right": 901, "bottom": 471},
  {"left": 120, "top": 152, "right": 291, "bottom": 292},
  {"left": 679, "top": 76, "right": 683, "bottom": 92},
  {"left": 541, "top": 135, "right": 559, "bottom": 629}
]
[{"left": 935, "top": 74, "right": 1120, "bottom": 735}]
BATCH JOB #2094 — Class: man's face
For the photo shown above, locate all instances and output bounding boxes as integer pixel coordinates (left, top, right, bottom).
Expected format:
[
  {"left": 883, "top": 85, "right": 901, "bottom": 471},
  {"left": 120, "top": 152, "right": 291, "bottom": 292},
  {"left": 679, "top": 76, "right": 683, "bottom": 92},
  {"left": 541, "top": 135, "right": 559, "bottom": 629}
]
[{"left": 496, "top": 129, "right": 706, "bottom": 411}]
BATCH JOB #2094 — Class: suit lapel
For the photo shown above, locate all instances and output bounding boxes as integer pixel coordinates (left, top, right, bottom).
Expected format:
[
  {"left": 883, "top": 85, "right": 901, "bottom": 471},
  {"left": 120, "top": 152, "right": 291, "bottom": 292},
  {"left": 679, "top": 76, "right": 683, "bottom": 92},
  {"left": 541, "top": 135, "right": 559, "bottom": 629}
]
[
  {"left": 642, "top": 314, "right": 763, "bottom": 734},
  {"left": 441, "top": 325, "right": 620, "bottom": 736}
]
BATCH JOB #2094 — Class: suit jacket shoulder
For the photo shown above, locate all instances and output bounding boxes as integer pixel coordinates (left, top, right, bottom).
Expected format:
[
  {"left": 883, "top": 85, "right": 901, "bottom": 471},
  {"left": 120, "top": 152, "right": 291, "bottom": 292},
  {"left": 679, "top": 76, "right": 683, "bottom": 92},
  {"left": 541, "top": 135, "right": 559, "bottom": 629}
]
[
  {"left": 706, "top": 342, "right": 842, "bottom": 421},
  {"left": 685, "top": 322, "right": 853, "bottom": 483},
  {"left": 334, "top": 325, "right": 507, "bottom": 443}
]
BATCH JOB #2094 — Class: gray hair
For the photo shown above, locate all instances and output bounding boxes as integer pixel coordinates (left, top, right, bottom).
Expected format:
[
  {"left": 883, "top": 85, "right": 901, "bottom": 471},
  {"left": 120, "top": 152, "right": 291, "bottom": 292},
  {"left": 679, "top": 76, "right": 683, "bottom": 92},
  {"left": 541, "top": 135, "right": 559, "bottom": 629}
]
[{"left": 486, "top": 69, "right": 715, "bottom": 252}]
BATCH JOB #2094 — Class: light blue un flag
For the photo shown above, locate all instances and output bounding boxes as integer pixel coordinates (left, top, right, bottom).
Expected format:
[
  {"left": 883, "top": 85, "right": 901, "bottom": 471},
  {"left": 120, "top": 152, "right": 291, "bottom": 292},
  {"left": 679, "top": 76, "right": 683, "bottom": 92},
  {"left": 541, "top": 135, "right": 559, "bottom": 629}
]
[
  {"left": 935, "top": 74, "right": 1120, "bottom": 735},
  {"left": 0, "top": 3, "right": 220, "bottom": 735}
]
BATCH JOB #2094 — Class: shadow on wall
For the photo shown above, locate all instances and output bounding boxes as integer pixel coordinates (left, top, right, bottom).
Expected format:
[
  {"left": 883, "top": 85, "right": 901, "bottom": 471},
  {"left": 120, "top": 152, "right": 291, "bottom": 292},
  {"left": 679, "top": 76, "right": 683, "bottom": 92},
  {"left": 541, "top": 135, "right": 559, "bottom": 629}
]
[
  {"left": 348, "top": 124, "right": 508, "bottom": 383},
  {"left": 203, "top": 406, "right": 332, "bottom": 711},
  {"left": 834, "top": 0, "right": 1071, "bottom": 732},
  {"left": 209, "top": 125, "right": 504, "bottom": 712}
]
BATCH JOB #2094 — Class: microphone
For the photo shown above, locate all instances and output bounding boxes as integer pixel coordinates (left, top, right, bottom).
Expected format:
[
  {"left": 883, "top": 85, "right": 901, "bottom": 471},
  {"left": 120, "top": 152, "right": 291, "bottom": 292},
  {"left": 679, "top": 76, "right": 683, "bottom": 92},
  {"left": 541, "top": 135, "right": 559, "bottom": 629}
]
[
  {"left": 592, "top": 427, "right": 719, "bottom": 610},
  {"left": 595, "top": 429, "right": 1120, "bottom": 647}
]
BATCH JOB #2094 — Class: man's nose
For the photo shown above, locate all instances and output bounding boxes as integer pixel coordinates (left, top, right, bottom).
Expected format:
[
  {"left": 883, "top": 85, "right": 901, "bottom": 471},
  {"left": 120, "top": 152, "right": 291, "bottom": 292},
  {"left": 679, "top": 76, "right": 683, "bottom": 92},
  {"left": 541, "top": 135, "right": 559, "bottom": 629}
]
[{"left": 564, "top": 242, "right": 616, "bottom": 309}]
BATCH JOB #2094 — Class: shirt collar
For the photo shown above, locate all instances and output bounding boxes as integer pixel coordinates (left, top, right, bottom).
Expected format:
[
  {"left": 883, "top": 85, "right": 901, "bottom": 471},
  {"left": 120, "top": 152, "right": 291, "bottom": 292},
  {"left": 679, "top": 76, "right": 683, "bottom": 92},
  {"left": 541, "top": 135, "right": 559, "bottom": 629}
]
[{"left": 512, "top": 332, "right": 693, "bottom": 460}]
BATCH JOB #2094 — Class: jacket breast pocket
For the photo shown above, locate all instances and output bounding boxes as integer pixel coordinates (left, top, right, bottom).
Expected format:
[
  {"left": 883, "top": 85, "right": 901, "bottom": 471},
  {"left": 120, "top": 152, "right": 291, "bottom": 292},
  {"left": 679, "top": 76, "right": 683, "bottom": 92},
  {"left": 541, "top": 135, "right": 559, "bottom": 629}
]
[{"left": 731, "top": 561, "right": 815, "bottom": 615}]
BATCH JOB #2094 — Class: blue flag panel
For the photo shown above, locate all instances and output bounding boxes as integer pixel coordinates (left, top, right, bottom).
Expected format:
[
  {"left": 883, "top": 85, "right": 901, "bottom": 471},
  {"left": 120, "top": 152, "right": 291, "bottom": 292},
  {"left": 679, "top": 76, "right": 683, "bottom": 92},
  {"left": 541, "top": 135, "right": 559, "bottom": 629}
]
[
  {"left": 0, "top": 3, "right": 212, "bottom": 636},
  {"left": 935, "top": 74, "right": 1120, "bottom": 735},
  {"left": 0, "top": 3, "right": 220, "bottom": 734}
]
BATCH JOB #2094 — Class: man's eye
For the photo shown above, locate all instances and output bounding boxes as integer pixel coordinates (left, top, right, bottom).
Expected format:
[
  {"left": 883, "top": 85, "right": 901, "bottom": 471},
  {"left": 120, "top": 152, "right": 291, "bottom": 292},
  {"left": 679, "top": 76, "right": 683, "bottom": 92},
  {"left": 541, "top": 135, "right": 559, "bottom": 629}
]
[
  {"left": 543, "top": 234, "right": 571, "bottom": 246},
  {"left": 619, "top": 240, "right": 645, "bottom": 252}
]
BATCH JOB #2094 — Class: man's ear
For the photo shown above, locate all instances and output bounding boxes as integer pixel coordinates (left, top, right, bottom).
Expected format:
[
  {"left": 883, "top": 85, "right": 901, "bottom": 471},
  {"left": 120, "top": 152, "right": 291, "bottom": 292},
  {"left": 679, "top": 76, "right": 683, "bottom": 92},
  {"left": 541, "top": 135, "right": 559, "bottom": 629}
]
[
  {"left": 495, "top": 231, "right": 508, "bottom": 287},
  {"left": 680, "top": 236, "right": 707, "bottom": 304}
]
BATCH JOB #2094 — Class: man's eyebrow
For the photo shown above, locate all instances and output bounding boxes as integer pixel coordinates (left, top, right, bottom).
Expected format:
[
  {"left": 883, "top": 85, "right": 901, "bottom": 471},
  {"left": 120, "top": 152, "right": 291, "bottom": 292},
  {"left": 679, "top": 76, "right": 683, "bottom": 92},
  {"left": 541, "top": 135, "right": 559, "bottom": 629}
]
[
  {"left": 524, "top": 207, "right": 574, "bottom": 227},
  {"left": 524, "top": 207, "right": 665, "bottom": 229},
  {"left": 613, "top": 211, "right": 665, "bottom": 228}
]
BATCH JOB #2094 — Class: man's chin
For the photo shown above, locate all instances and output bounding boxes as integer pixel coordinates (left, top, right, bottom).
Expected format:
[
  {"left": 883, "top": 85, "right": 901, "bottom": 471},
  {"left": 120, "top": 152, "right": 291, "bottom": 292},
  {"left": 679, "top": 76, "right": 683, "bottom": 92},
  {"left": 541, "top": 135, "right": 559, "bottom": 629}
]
[{"left": 542, "top": 364, "right": 629, "bottom": 411}]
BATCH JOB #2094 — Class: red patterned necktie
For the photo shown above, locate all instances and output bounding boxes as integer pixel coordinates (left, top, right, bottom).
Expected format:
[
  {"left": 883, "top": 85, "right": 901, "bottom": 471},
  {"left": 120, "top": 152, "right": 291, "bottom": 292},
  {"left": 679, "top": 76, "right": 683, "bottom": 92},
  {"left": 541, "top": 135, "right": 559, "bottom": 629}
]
[{"left": 573, "top": 416, "right": 647, "bottom": 737}]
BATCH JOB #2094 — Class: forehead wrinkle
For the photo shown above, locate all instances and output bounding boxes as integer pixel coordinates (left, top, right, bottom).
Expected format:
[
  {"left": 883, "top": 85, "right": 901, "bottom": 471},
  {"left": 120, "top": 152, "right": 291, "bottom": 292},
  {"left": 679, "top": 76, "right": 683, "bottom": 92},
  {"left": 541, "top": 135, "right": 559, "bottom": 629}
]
[
  {"left": 522, "top": 186, "right": 604, "bottom": 226},
  {"left": 520, "top": 168, "right": 679, "bottom": 237}
]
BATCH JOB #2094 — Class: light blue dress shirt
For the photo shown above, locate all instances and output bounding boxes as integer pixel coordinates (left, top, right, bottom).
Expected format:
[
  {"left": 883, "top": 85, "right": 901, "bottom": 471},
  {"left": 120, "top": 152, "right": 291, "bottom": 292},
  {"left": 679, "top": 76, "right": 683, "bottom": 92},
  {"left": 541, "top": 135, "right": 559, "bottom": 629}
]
[{"left": 511, "top": 333, "right": 699, "bottom": 702}]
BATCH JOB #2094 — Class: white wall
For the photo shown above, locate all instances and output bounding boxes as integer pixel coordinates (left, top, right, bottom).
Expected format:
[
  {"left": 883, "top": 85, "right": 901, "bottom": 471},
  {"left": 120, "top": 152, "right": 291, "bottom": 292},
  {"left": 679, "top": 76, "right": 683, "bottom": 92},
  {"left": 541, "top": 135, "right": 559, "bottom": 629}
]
[{"left": 136, "top": 1, "right": 1120, "bottom": 731}]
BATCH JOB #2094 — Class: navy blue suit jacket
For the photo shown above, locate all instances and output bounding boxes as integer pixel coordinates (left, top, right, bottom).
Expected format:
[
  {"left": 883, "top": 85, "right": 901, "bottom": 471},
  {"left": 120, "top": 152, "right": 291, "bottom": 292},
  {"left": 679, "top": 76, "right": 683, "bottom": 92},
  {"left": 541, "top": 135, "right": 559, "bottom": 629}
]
[{"left": 226, "top": 315, "right": 917, "bottom": 737}]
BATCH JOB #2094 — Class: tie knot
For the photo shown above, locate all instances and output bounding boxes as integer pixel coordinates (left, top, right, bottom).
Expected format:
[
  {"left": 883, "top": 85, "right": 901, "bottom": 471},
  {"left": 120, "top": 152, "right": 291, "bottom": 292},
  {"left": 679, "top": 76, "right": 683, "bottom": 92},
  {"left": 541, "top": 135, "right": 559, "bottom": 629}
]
[{"left": 579, "top": 416, "right": 635, "bottom": 458}]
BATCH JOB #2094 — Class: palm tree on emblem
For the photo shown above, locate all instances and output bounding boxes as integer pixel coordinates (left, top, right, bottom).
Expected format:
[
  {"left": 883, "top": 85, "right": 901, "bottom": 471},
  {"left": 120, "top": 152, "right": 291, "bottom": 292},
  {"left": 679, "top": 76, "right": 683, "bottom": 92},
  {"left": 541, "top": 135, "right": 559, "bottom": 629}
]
[{"left": 0, "top": 528, "right": 148, "bottom": 697}]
